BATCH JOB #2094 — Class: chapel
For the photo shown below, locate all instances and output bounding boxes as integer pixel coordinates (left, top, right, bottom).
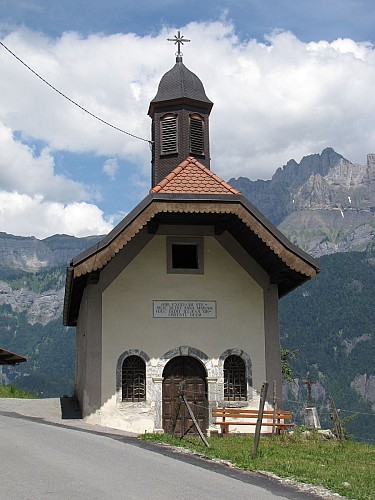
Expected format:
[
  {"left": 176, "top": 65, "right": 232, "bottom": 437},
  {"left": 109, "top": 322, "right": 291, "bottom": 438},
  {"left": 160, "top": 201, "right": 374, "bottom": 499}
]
[{"left": 63, "top": 33, "right": 319, "bottom": 435}]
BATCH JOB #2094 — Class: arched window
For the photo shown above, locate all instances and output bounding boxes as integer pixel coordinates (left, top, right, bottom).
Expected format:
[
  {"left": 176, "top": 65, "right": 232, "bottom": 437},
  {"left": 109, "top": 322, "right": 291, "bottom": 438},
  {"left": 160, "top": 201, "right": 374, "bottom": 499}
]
[
  {"left": 160, "top": 114, "right": 178, "bottom": 155},
  {"left": 122, "top": 355, "right": 146, "bottom": 402},
  {"left": 190, "top": 114, "right": 204, "bottom": 155},
  {"left": 224, "top": 355, "right": 247, "bottom": 401}
]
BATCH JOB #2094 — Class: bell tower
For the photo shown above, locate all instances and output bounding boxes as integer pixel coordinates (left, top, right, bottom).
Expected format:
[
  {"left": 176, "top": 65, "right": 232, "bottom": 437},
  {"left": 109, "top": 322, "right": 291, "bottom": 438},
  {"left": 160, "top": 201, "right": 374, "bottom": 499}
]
[{"left": 148, "top": 32, "right": 213, "bottom": 186}]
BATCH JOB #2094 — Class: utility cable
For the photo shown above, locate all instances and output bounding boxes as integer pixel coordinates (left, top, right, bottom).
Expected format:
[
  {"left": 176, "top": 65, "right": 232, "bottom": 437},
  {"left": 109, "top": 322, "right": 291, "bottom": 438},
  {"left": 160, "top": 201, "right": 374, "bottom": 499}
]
[
  {"left": 277, "top": 397, "right": 375, "bottom": 417},
  {"left": 0, "top": 40, "right": 152, "bottom": 145}
]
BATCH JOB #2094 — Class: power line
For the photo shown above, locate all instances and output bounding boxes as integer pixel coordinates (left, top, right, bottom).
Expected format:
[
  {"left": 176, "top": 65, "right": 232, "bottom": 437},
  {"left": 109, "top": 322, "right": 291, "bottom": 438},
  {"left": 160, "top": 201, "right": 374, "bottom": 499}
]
[
  {"left": 278, "top": 397, "right": 375, "bottom": 417},
  {"left": 0, "top": 40, "right": 152, "bottom": 145},
  {"left": 340, "top": 408, "right": 375, "bottom": 417}
]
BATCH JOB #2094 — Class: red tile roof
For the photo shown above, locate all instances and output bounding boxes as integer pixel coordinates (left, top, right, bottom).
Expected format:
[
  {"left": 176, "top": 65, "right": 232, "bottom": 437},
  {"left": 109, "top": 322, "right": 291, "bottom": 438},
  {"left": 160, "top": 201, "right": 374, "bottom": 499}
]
[{"left": 150, "top": 157, "right": 241, "bottom": 195}]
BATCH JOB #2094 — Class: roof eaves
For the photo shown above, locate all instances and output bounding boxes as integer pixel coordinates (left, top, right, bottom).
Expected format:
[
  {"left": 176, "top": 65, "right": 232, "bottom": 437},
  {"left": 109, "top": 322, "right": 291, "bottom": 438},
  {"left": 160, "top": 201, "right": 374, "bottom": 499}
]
[
  {"left": 71, "top": 194, "right": 155, "bottom": 266},
  {"left": 149, "top": 192, "right": 320, "bottom": 272},
  {"left": 148, "top": 96, "right": 213, "bottom": 116},
  {"left": 68, "top": 191, "right": 319, "bottom": 283},
  {"left": 63, "top": 266, "right": 74, "bottom": 326},
  {"left": 64, "top": 193, "right": 320, "bottom": 324},
  {"left": 237, "top": 195, "right": 321, "bottom": 272}
]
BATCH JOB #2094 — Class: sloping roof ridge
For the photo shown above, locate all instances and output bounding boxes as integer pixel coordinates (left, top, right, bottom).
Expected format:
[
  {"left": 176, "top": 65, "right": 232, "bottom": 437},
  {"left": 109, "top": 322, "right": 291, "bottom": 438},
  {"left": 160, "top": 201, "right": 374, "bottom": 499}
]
[
  {"left": 189, "top": 158, "right": 241, "bottom": 195},
  {"left": 150, "top": 157, "right": 241, "bottom": 195}
]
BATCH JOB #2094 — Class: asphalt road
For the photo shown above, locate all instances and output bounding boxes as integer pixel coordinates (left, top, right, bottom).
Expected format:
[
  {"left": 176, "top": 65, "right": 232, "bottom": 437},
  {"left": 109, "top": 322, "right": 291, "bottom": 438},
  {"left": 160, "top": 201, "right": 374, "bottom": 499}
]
[{"left": 0, "top": 412, "right": 321, "bottom": 500}]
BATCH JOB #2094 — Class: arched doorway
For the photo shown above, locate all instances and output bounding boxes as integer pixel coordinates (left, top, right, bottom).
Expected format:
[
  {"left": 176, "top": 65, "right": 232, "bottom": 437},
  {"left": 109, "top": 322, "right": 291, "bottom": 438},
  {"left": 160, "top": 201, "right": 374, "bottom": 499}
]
[{"left": 162, "top": 356, "right": 208, "bottom": 435}]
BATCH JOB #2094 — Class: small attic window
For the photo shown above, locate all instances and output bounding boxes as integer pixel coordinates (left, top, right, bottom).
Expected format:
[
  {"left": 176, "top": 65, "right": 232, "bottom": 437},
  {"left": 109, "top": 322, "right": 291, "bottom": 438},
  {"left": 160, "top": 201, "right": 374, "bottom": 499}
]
[
  {"left": 161, "top": 114, "right": 178, "bottom": 155},
  {"left": 190, "top": 114, "right": 204, "bottom": 156},
  {"left": 167, "top": 237, "right": 204, "bottom": 274},
  {"left": 173, "top": 244, "right": 198, "bottom": 268}
]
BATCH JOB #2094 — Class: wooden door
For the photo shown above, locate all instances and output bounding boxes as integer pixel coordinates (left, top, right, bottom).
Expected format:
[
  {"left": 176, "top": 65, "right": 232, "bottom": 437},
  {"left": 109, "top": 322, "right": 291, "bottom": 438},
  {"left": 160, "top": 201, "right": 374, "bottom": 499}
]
[{"left": 162, "top": 356, "right": 208, "bottom": 435}]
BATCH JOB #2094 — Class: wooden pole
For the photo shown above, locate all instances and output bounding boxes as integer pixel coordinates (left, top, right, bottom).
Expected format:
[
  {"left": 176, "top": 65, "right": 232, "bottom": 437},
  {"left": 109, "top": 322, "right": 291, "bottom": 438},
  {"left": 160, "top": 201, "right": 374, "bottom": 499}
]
[
  {"left": 272, "top": 380, "right": 277, "bottom": 436},
  {"left": 181, "top": 394, "right": 210, "bottom": 447},
  {"left": 170, "top": 381, "right": 185, "bottom": 435},
  {"left": 328, "top": 396, "right": 345, "bottom": 441},
  {"left": 252, "top": 381, "right": 269, "bottom": 458}
]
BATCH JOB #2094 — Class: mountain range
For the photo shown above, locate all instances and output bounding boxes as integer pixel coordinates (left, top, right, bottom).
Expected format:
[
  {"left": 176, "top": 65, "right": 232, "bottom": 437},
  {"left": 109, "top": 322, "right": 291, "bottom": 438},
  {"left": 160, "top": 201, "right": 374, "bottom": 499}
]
[
  {"left": 229, "top": 147, "right": 375, "bottom": 257},
  {"left": 0, "top": 233, "right": 101, "bottom": 272},
  {"left": 0, "top": 147, "right": 374, "bottom": 441}
]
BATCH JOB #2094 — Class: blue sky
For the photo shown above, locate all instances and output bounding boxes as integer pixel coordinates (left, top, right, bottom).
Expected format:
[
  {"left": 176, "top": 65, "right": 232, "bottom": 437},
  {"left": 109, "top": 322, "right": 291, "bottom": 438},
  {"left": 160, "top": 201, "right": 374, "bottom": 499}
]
[
  {"left": 2, "top": 0, "right": 374, "bottom": 43},
  {"left": 0, "top": 0, "right": 374, "bottom": 238}
]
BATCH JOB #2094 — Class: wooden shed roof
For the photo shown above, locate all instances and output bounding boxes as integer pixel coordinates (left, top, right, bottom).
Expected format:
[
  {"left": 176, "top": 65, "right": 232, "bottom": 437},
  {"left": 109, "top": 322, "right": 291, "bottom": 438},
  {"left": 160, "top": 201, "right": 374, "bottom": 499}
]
[{"left": 0, "top": 348, "right": 27, "bottom": 366}]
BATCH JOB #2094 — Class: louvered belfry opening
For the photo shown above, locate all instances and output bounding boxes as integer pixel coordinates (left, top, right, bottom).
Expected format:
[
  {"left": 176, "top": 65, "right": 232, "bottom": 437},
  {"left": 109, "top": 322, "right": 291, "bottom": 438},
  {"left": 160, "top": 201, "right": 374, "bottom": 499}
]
[
  {"left": 190, "top": 114, "right": 204, "bottom": 156},
  {"left": 122, "top": 355, "right": 146, "bottom": 402},
  {"left": 224, "top": 355, "right": 247, "bottom": 401},
  {"left": 161, "top": 115, "right": 178, "bottom": 155}
]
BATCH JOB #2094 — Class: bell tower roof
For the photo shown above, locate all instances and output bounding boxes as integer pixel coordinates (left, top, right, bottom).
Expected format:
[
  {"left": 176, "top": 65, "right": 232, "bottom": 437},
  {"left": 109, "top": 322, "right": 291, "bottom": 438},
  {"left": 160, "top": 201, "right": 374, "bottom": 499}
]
[
  {"left": 148, "top": 61, "right": 213, "bottom": 116},
  {"left": 148, "top": 31, "right": 212, "bottom": 116}
]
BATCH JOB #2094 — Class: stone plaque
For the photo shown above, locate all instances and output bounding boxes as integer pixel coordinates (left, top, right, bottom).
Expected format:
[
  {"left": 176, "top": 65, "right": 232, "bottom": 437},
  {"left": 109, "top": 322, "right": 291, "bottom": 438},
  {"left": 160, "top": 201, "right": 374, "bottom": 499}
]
[{"left": 153, "top": 300, "right": 216, "bottom": 318}]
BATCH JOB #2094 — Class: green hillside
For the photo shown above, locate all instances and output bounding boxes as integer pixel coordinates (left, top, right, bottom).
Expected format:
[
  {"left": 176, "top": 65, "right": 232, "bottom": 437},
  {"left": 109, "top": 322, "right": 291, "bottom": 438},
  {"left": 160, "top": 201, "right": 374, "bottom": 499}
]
[
  {"left": 280, "top": 250, "right": 375, "bottom": 442},
  {"left": 0, "top": 266, "right": 75, "bottom": 397}
]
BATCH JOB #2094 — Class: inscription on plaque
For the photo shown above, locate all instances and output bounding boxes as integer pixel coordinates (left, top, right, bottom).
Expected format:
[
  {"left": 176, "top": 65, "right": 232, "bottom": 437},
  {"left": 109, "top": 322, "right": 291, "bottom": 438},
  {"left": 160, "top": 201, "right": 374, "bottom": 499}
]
[{"left": 153, "top": 301, "right": 216, "bottom": 318}]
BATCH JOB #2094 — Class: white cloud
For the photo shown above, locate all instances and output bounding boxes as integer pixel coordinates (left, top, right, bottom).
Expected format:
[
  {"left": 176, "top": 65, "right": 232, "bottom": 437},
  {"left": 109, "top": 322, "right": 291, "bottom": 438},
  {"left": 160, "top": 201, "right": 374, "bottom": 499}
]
[
  {"left": 193, "top": 27, "right": 375, "bottom": 180},
  {"left": 102, "top": 158, "right": 118, "bottom": 180},
  {"left": 0, "top": 191, "right": 113, "bottom": 238},
  {"left": 0, "top": 122, "right": 90, "bottom": 202},
  {"left": 1, "top": 24, "right": 375, "bottom": 179},
  {"left": 0, "top": 28, "right": 156, "bottom": 164},
  {"left": 1, "top": 21, "right": 375, "bottom": 237}
]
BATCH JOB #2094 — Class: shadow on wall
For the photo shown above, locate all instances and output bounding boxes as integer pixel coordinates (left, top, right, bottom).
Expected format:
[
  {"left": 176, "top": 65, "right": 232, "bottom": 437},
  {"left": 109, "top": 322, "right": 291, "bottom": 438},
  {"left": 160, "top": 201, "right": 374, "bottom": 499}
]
[{"left": 60, "top": 396, "right": 82, "bottom": 420}]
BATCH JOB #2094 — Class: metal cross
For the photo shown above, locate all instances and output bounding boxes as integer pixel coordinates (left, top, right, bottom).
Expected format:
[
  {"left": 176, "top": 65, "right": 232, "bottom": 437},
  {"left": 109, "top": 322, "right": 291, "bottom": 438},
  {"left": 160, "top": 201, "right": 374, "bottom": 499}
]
[
  {"left": 167, "top": 31, "right": 190, "bottom": 58},
  {"left": 303, "top": 379, "right": 315, "bottom": 406}
]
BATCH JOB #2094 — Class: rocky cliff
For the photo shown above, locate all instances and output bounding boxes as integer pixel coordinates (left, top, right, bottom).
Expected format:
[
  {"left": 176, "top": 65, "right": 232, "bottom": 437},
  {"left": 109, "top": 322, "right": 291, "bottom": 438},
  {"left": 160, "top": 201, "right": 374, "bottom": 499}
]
[
  {"left": 229, "top": 148, "right": 375, "bottom": 256},
  {"left": 0, "top": 232, "right": 103, "bottom": 325},
  {"left": 0, "top": 233, "right": 102, "bottom": 271},
  {"left": 0, "top": 278, "right": 64, "bottom": 325}
]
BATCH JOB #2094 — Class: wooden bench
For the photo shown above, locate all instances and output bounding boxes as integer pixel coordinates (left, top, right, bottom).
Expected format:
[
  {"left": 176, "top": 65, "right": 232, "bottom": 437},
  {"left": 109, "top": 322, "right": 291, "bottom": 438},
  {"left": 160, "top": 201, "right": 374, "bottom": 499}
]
[{"left": 212, "top": 408, "right": 295, "bottom": 436}]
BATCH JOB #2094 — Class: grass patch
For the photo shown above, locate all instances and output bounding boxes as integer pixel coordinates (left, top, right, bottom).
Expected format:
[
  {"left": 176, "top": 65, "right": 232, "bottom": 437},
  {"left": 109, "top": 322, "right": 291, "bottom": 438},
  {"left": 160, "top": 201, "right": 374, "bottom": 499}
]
[
  {"left": 0, "top": 384, "right": 36, "bottom": 398},
  {"left": 141, "top": 432, "right": 375, "bottom": 500}
]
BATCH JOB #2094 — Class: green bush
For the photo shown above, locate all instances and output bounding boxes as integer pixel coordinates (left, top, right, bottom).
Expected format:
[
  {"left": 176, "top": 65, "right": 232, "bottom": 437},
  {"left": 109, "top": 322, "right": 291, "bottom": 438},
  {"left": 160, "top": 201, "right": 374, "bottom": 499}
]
[{"left": 0, "top": 384, "right": 36, "bottom": 398}]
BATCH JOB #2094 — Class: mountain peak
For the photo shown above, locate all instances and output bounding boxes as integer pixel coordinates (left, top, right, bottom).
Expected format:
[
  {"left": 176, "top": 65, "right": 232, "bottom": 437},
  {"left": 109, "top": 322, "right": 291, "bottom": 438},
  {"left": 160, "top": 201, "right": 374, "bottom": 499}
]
[
  {"left": 229, "top": 149, "right": 375, "bottom": 255},
  {"left": 321, "top": 146, "right": 340, "bottom": 156},
  {"left": 273, "top": 148, "right": 347, "bottom": 187}
]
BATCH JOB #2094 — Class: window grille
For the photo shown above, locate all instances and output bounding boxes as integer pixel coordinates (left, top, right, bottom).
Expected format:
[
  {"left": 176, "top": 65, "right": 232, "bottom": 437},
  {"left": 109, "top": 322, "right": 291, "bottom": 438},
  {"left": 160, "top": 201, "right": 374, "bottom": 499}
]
[
  {"left": 224, "top": 355, "right": 247, "bottom": 401},
  {"left": 190, "top": 116, "right": 204, "bottom": 155},
  {"left": 161, "top": 115, "right": 178, "bottom": 154},
  {"left": 122, "top": 355, "right": 146, "bottom": 402}
]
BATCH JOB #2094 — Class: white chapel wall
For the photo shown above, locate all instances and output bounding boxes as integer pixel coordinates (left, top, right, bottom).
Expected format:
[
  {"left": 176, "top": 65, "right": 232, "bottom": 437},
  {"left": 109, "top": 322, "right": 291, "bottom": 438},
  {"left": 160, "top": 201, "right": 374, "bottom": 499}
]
[
  {"left": 97, "top": 234, "right": 270, "bottom": 432},
  {"left": 75, "top": 284, "right": 103, "bottom": 423}
]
